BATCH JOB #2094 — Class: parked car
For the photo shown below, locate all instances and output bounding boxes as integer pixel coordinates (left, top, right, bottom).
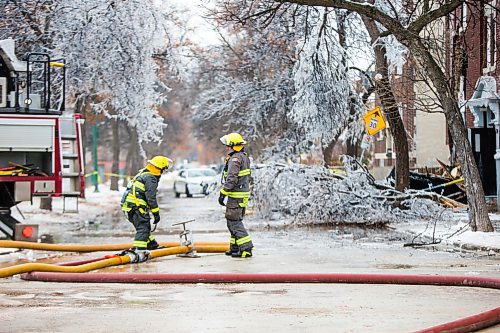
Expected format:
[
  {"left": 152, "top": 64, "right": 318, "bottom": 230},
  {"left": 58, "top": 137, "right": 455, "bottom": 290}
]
[{"left": 173, "top": 168, "right": 218, "bottom": 198}]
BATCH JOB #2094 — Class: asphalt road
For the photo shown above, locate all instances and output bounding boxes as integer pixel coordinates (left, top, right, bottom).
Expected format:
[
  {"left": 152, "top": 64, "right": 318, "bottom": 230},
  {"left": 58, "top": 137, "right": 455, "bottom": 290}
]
[{"left": 0, "top": 189, "right": 499, "bottom": 333}]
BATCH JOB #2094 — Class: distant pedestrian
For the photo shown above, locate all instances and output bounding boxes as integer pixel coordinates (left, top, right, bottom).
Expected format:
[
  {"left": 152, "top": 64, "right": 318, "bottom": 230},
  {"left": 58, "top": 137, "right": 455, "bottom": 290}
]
[
  {"left": 121, "top": 155, "right": 172, "bottom": 262},
  {"left": 218, "top": 132, "right": 253, "bottom": 258}
]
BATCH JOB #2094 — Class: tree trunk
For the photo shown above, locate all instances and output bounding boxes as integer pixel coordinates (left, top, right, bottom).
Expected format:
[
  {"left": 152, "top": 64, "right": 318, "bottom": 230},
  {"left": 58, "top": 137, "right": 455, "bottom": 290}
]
[
  {"left": 110, "top": 118, "right": 120, "bottom": 191},
  {"left": 346, "top": 138, "right": 360, "bottom": 157},
  {"left": 408, "top": 39, "right": 493, "bottom": 232},
  {"left": 363, "top": 17, "right": 410, "bottom": 192},
  {"left": 322, "top": 141, "right": 336, "bottom": 167},
  {"left": 444, "top": 101, "right": 493, "bottom": 231}
]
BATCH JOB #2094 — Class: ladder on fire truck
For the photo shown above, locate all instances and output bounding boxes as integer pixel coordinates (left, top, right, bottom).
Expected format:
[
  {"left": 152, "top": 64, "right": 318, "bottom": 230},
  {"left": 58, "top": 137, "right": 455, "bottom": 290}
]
[{"left": 59, "top": 116, "right": 83, "bottom": 213}]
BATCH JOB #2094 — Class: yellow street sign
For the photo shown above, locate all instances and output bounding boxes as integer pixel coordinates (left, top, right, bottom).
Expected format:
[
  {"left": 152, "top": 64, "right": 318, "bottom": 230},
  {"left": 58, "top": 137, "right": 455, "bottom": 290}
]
[{"left": 363, "top": 106, "right": 386, "bottom": 135}]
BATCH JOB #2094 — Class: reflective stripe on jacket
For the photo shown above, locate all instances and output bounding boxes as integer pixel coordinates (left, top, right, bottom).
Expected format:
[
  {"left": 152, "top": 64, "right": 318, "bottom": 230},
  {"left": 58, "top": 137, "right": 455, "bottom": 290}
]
[
  {"left": 220, "top": 151, "right": 251, "bottom": 207},
  {"left": 121, "top": 169, "right": 160, "bottom": 213}
]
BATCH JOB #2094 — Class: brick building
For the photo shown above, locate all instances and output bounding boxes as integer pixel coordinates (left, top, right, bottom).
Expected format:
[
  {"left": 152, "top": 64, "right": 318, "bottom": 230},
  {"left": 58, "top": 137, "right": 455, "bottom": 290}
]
[{"left": 451, "top": 1, "right": 499, "bottom": 196}]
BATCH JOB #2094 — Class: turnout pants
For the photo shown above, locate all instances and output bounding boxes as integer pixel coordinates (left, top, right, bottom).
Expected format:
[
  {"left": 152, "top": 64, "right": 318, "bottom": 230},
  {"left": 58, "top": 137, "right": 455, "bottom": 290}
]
[
  {"left": 127, "top": 208, "right": 158, "bottom": 249},
  {"left": 225, "top": 199, "right": 253, "bottom": 252}
]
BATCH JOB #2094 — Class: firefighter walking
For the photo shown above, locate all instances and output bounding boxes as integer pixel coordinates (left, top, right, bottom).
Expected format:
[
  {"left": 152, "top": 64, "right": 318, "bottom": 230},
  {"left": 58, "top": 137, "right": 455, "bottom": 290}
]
[
  {"left": 218, "top": 132, "right": 253, "bottom": 258},
  {"left": 121, "top": 155, "right": 172, "bottom": 262}
]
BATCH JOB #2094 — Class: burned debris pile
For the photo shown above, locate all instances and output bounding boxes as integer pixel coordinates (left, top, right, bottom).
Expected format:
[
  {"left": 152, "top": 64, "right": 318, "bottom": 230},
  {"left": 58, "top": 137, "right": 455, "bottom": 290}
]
[{"left": 387, "top": 159, "right": 466, "bottom": 209}]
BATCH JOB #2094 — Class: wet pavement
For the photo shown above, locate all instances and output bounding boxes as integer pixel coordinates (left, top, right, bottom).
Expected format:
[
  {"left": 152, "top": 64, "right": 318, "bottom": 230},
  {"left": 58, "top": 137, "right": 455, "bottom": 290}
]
[{"left": 0, "top": 186, "right": 499, "bottom": 333}]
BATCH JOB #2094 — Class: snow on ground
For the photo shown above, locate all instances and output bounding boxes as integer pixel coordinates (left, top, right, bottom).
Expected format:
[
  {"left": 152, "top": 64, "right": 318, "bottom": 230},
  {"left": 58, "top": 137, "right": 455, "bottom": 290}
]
[{"left": 397, "top": 211, "right": 500, "bottom": 252}]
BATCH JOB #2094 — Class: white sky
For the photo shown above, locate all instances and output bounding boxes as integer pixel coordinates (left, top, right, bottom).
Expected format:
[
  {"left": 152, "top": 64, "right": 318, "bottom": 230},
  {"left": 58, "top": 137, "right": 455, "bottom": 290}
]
[{"left": 164, "top": 0, "right": 221, "bottom": 46}]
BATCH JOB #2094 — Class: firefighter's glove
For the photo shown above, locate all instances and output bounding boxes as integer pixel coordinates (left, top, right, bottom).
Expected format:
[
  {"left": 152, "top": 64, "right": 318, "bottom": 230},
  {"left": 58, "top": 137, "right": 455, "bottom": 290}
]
[
  {"left": 153, "top": 212, "right": 161, "bottom": 224},
  {"left": 218, "top": 195, "right": 226, "bottom": 206}
]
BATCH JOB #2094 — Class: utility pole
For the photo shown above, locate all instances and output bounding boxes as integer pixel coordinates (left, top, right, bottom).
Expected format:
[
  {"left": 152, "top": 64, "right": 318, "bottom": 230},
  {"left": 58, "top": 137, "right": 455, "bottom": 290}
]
[{"left": 92, "top": 124, "right": 99, "bottom": 192}]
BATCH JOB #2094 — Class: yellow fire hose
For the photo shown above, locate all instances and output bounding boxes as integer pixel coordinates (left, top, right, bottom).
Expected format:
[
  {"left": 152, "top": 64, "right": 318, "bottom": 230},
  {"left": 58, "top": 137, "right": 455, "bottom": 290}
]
[
  {"left": 0, "top": 240, "right": 228, "bottom": 252},
  {"left": 0, "top": 244, "right": 228, "bottom": 278}
]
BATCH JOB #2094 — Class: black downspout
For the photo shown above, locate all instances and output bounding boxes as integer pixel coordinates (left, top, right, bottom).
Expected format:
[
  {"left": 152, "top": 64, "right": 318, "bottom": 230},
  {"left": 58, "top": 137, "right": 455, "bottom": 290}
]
[
  {"left": 46, "top": 55, "right": 51, "bottom": 113},
  {"left": 25, "top": 56, "right": 30, "bottom": 112},
  {"left": 14, "top": 72, "right": 20, "bottom": 111}
]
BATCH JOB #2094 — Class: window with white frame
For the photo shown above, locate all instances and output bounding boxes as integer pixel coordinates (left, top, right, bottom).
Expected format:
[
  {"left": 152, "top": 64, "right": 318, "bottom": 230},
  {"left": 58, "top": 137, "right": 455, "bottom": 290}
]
[
  {"left": 461, "top": 2, "right": 468, "bottom": 32},
  {"left": 484, "top": 1, "right": 497, "bottom": 72}
]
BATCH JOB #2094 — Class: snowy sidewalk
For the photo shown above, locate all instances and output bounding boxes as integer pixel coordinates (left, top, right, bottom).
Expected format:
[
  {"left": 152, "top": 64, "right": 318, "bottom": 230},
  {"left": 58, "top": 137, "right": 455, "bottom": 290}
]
[{"left": 395, "top": 212, "right": 500, "bottom": 254}]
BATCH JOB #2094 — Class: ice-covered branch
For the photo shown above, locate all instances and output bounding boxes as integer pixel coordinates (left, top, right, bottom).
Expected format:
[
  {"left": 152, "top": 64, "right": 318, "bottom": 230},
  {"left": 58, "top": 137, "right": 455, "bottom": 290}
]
[{"left": 251, "top": 158, "right": 452, "bottom": 225}]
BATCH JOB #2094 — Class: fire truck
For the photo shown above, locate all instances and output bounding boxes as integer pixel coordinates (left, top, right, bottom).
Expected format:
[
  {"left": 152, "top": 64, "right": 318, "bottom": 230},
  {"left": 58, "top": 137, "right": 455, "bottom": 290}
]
[{"left": 0, "top": 39, "right": 85, "bottom": 241}]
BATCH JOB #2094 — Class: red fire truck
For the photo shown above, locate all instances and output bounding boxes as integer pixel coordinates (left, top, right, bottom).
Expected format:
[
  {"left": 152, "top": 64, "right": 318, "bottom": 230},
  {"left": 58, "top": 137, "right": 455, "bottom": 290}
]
[{"left": 0, "top": 39, "right": 85, "bottom": 241}]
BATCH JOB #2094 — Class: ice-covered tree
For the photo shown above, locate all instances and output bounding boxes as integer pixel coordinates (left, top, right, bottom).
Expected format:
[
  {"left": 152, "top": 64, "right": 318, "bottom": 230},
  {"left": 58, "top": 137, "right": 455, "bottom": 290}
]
[
  {"left": 217, "top": 1, "right": 412, "bottom": 191},
  {"left": 50, "top": 0, "right": 169, "bottom": 145},
  {"left": 262, "top": 0, "right": 494, "bottom": 232},
  {"left": 191, "top": 7, "right": 297, "bottom": 158},
  {"left": 252, "top": 159, "right": 451, "bottom": 225},
  {"left": 1, "top": 0, "right": 172, "bottom": 145},
  {"left": 289, "top": 8, "right": 363, "bottom": 163},
  {"left": 194, "top": 2, "right": 367, "bottom": 163}
]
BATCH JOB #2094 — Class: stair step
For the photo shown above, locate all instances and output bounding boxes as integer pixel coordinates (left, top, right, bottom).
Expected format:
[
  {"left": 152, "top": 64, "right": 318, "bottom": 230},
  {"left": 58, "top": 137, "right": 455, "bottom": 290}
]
[
  {"left": 62, "top": 192, "right": 81, "bottom": 196},
  {"left": 62, "top": 172, "right": 80, "bottom": 177}
]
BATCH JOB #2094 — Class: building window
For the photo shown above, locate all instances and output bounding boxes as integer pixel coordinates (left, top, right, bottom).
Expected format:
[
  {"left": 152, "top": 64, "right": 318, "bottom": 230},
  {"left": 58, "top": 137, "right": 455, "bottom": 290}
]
[{"left": 461, "top": 2, "right": 468, "bottom": 32}]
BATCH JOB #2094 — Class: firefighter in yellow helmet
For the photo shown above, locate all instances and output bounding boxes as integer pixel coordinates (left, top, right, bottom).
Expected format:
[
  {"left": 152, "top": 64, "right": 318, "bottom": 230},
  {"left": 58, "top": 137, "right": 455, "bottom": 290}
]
[
  {"left": 121, "top": 155, "right": 172, "bottom": 262},
  {"left": 219, "top": 132, "right": 253, "bottom": 258}
]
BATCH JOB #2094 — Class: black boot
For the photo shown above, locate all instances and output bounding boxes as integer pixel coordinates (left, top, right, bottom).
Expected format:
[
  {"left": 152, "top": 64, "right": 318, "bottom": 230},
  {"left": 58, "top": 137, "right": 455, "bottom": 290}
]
[
  {"left": 231, "top": 250, "right": 252, "bottom": 258},
  {"left": 147, "top": 241, "right": 165, "bottom": 250},
  {"left": 225, "top": 248, "right": 238, "bottom": 256}
]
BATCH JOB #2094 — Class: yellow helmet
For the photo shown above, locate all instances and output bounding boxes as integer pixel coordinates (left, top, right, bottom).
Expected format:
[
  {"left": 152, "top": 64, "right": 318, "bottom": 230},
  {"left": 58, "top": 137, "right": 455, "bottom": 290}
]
[
  {"left": 220, "top": 132, "right": 247, "bottom": 147},
  {"left": 147, "top": 155, "right": 172, "bottom": 171}
]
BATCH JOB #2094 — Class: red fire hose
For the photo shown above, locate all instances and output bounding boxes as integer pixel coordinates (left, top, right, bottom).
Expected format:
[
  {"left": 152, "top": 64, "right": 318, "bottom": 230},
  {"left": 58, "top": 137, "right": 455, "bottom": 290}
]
[{"left": 22, "top": 271, "right": 500, "bottom": 333}]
